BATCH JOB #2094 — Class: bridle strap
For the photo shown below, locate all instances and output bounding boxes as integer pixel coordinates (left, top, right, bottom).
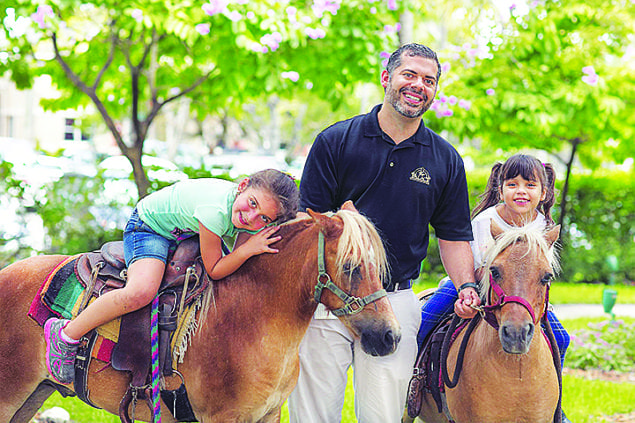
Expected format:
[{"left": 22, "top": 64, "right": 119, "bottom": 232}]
[
  {"left": 479, "top": 274, "right": 549, "bottom": 330},
  {"left": 314, "top": 232, "right": 387, "bottom": 316}
]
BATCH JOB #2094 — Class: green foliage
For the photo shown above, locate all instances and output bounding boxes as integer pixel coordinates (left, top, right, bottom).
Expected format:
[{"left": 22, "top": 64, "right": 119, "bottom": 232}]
[
  {"left": 38, "top": 174, "right": 126, "bottom": 255},
  {"left": 566, "top": 319, "right": 635, "bottom": 372},
  {"left": 560, "top": 171, "right": 635, "bottom": 283}
]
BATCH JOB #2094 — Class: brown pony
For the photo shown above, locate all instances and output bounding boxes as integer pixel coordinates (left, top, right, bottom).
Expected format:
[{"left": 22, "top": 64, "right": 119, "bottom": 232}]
[
  {"left": 411, "top": 222, "right": 561, "bottom": 423},
  {"left": 0, "top": 206, "right": 400, "bottom": 423}
]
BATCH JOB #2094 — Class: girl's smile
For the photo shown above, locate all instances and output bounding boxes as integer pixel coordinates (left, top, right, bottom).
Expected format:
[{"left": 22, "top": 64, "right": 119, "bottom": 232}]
[
  {"left": 232, "top": 179, "right": 280, "bottom": 231},
  {"left": 498, "top": 173, "right": 546, "bottom": 225}
]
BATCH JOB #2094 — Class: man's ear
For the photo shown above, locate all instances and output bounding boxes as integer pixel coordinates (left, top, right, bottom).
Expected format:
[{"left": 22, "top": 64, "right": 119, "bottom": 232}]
[{"left": 380, "top": 70, "right": 389, "bottom": 89}]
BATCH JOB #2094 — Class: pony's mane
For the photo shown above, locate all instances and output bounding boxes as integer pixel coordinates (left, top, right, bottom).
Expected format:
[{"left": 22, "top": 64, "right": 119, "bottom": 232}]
[
  {"left": 479, "top": 225, "right": 560, "bottom": 299},
  {"left": 330, "top": 209, "right": 389, "bottom": 284}
]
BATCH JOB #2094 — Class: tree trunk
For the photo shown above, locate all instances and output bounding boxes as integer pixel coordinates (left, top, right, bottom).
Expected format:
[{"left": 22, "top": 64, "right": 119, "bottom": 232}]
[{"left": 557, "top": 138, "right": 581, "bottom": 237}]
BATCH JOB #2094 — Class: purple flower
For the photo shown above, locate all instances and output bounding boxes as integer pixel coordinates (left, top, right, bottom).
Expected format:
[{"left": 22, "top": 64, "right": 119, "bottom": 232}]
[
  {"left": 226, "top": 11, "right": 242, "bottom": 22},
  {"left": 131, "top": 9, "right": 143, "bottom": 23},
  {"left": 380, "top": 51, "right": 391, "bottom": 59},
  {"left": 203, "top": 0, "right": 228, "bottom": 16},
  {"left": 387, "top": 0, "right": 398, "bottom": 10},
  {"left": 281, "top": 71, "right": 300, "bottom": 82},
  {"left": 448, "top": 95, "right": 458, "bottom": 105},
  {"left": 312, "top": 0, "right": 341, "bottom": 18},
  {"left": 582, "top": 74, "right": 599, "bottom": 86},
  {"left": 582, "top": 65, "right": 595, "bottom": 75},
  {"left": 31, "top": 5, "right": 54, "bottom": 29},
  {"left": 441, "top": 62, "right": 451, "bottom": 73},
  {"left": 459, "top": 99, "right": 471, "bottom": 110},
  {"left": 442, "top": 109, "right": 454, "bottom": 117},
  {"left": 486, "top": 88, "right": 495, "bottom": 96},
  {"left": 195, "top": 23, "right": 210, "bottom": 35},
  {"left": 305, "top": 27, "right": 326, "bottom": 39}
]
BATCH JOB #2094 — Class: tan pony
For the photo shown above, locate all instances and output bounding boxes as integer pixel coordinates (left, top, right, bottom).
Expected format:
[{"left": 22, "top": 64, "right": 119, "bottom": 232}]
[
  {"left": 0, "top": 204, "right": 401, "bottom": 422},
  {"left": 412, "top": 222, "right": 561, "bottom": 423}
]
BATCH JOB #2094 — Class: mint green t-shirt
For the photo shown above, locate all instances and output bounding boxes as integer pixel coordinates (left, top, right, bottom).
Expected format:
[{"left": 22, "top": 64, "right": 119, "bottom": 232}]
[{"left": 136, "top": 178, "right": 238, "bottom": 241}]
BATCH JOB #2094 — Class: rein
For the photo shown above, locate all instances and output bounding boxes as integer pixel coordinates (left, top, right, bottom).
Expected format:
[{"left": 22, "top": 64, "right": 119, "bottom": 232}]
[{"left": 313, "top": 232, "right": 387, "bottom": 317}]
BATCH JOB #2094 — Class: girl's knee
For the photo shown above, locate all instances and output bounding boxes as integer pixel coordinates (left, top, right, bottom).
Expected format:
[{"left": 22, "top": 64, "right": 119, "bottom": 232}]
[{"left": 120, "top": 286, "right": 157, "bottom": 310}]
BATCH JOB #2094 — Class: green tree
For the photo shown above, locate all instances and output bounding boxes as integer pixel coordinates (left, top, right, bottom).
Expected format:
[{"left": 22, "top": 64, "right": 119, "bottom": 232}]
[
  {"left": 424, "top": 0, "right": 635, "bottom": 235},
  {"left": 2, "top": 0, "right": 403, "bottom": 198}
]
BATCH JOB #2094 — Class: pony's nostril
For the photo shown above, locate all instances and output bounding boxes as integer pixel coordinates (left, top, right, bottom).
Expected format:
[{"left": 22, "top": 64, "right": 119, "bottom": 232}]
[
  {"left": 384, "top": 330, "right": 395, "bottom": 347},
  {"left": 501, "top": 325, "right": 510, "bottom": 340},
  {"left": 526, "top": 323, "right": 535, "bottom": 340}
]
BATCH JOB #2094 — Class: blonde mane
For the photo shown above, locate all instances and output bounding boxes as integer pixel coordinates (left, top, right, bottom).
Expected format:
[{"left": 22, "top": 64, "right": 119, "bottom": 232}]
[
  {"left": 332, "top": 209, "right": 389, "bottom": 285},
  {"left": 479, "top": 225, "right": 560, "bottom": 299}
]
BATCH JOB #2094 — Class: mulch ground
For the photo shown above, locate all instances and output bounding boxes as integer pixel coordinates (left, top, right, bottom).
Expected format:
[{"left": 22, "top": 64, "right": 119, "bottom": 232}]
[{"left": 563, "top": 368, "right": 635, "bottom": 423}]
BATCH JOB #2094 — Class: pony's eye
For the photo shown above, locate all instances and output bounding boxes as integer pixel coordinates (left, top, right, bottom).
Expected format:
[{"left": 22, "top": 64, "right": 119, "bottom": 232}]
[
  {"left": 490, "top": 266, "right": 501, "bottom": 280},
  {"left": 540, "top": 272, "right": 553, "bottom": 285},
  {"left": 343, "top": 262, "right": 361, "bottom": 278}
]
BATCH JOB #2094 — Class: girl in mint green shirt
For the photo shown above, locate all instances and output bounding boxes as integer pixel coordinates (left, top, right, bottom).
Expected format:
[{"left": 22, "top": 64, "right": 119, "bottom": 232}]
[{"left": 44, "top": 169, "right": 299, "bottom": 385}]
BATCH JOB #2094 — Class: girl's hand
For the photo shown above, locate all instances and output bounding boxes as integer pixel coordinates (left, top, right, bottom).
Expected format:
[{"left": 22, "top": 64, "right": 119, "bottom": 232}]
[
  {"left": 239, "top": 226, "right": 282, "bottom": 256},
  {"left": 454, "top": 287, "right": 481, "bottom": 319}
]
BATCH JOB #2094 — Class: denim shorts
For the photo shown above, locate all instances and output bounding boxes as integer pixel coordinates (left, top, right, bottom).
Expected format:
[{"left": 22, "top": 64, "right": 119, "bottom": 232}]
[{"left": 123, "top": 208, "right": 176, "bottom": 266}]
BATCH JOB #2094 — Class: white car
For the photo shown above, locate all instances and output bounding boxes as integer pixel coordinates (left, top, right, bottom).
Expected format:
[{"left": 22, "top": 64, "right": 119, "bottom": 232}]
[
  {"left": 203, "top": 151, "right": 289, "bottom": 179},
  {"left": 98, "top": 155, "right": 187, "bottom": 182}
]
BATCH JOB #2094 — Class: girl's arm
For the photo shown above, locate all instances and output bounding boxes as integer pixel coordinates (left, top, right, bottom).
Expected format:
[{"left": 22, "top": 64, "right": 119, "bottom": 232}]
[{"left": 199, "top": 222, "right": 281, "bottom": 280}]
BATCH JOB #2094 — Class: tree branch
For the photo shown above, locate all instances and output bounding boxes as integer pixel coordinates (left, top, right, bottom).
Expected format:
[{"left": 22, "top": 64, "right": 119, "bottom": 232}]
[
  {"left": 52, "top": 32, "right": 127, "bottom": 155},
  {"left": 92, "top": 19, "right": 117, "bottom": 91}
]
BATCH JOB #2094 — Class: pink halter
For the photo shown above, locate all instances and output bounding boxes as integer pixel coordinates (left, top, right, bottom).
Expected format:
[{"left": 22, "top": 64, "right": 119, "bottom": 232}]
[{"left": 479, "top": 274, "right": 549, "bottom": 330}]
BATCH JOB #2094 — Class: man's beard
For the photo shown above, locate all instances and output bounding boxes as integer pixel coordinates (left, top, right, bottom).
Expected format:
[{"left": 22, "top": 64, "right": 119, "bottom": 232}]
[{"left": 386, "top": 85, "right": 431, "bottom": 118}]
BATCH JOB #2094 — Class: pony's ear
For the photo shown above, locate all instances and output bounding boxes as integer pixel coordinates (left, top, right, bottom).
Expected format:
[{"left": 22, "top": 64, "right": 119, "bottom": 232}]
[
  {"left": 340, "top": 200, "right": 358, "bottom": 213},
  {"left": 545, "top": 225, "right": 561, "bottom": 247},
  {"left": 307, "top": 209, "right": 343, "bottom": 239},
  {"left": 490, "top": 220, "right": 504, "bottom": 239}
]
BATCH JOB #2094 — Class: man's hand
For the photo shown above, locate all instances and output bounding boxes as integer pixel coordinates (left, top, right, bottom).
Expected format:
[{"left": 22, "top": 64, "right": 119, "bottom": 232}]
[{"left": 454, "top": 287, "right": 481, "bottom": 319}]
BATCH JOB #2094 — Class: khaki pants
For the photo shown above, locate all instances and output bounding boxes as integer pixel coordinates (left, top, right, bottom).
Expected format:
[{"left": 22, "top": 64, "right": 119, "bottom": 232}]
[{"left": 288, "top": 289, "right": 421, "bottom": 423}]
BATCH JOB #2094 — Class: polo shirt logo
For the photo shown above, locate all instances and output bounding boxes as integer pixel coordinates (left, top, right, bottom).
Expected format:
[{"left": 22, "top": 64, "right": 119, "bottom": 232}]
[{"left": 410, "top": 167, "right": 431, "bottom": 185}]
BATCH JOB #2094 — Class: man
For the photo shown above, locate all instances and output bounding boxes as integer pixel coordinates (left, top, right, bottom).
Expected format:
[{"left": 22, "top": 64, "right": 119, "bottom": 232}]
[{"left": 288, "top": 43, "right": 480, "bottom": 422}]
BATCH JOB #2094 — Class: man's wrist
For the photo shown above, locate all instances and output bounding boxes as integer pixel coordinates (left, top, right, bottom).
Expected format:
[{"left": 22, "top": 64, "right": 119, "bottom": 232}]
[{"left": 458, "top": 282, "right": 478, "bottom": 292}]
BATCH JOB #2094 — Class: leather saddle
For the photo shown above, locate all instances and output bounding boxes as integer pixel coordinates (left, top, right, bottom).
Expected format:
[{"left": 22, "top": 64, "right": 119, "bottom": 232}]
[
  {"left": 406, "top": 315, "right": 454, "bottom": 419},
  {"left": 73, "top": 236, "right": 208, "bottom": 422}
]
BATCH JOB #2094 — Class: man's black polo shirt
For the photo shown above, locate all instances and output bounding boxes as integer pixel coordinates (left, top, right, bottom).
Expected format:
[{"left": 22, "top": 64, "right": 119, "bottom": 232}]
[{"left": 300, "top": 104, "right": 473, "bottom": 283}]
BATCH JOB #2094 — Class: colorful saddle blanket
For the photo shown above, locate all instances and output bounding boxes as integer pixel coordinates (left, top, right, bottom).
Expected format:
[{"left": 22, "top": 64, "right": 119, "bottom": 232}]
[{"left": 28, "top": 251, "right": 204, "bottom": 366}]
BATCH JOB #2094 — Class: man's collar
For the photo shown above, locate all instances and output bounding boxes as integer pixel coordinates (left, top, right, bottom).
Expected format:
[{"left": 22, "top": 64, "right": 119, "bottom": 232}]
[{"left": 362, "top": 104, "right": 430, "bottom": 146}]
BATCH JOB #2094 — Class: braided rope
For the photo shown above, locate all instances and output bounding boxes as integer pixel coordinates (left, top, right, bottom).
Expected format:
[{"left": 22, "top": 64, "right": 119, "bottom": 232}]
[{"left": 151, "top": 295, "right": 161, "bottom": 423}]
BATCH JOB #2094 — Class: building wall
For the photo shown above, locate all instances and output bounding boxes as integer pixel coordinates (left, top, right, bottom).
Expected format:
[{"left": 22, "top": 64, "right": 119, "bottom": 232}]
[{"left": 0, "top": 75, "right": 86, "bottom": 151}]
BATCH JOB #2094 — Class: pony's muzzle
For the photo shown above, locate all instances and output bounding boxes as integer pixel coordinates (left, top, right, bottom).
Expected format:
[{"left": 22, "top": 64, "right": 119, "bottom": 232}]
[
  {"left": 360, "top": 325, "right": 401, "bottom": 357},
  {"left": 499, "top": 322, "right": 535, "bottom": 354}
]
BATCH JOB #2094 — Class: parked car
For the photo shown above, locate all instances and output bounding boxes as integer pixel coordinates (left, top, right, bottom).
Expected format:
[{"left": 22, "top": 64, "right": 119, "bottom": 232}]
[
  {"left": 203, "top": 151, "right": 289, "bottom": 179},
  {"left": 98, "top": 155, "right": 187, "bottom": 182}
]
